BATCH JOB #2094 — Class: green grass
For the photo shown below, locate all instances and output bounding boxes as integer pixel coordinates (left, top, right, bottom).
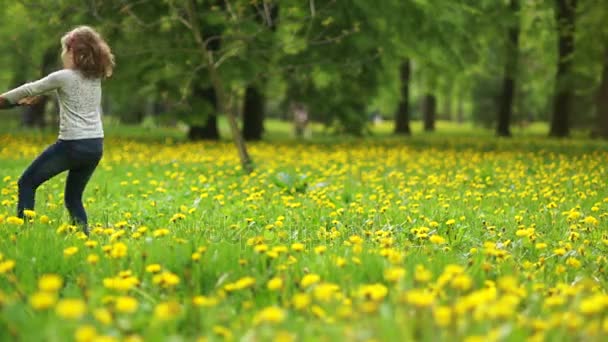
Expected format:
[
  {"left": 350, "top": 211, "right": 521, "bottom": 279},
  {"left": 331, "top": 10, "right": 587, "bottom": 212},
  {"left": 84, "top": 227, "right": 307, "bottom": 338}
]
[{"left": 0, "top": 124, "right": 608, "bottom": 341}]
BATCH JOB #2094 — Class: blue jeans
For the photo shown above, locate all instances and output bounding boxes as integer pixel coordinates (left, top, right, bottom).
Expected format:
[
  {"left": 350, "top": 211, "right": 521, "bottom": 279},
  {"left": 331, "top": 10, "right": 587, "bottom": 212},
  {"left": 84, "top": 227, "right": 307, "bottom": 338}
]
[{"left": 17, "top": 138, "right": 103, "bottom": 233}]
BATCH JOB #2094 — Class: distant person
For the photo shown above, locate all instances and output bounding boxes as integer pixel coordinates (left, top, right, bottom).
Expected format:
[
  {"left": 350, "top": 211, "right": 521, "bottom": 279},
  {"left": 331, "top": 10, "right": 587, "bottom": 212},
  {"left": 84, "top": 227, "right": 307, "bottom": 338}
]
[
  {"left": 371, "top": 111, "right": 383, "bottom": 125},
  {"left": 0, "top": 26, "right": 114, "bottom": 236},
  {"left": 293, "top": 103, "right": 309, "bottom": 138}
]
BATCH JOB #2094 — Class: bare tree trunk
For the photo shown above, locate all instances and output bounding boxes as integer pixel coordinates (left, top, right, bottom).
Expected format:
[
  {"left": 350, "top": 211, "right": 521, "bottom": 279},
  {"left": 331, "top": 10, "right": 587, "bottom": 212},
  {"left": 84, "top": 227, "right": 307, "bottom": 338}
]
[
  {"left": 189, "top": 86, "right": 220, "bottom": 141},
  {"left": 189, "top": 116, "right": 220, "bottom": 140},
  {"left": 423, "top": 94, "right": 436, "bottom": 132},
  {"left": 394, "top": 59, "right": 411, "bottom": 135},
  {"left": 22, "top": 48, "right": 57, "bottom": 128},
  {"left": 497, "top": 0, "right": 520, "bottom": 137},
  {"left": 595, "top": 47, "right": 608, "bottom": 138},
  {"left": 457, "top": 96, "right": 464, "bottom": 123},
  {"left": 550, "top": 0, "right": 577, "bottom": 137},
  {"left": 242, "top": 86, "right": 265, "bottom": 141},
  {"left": 441, "top": 93, "right": 452, "bottom": 121},
  {"left": 186, "top": 0, "right": 253, "bottom": 173}
]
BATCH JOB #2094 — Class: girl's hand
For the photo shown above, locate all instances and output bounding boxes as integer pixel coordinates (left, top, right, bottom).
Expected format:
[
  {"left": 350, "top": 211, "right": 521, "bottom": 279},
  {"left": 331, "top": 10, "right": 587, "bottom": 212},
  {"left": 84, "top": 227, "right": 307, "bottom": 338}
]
[
  {"left": 0, "top": 96, "right": 17, "bottom": 109},
  {"left": 18, "top": 96, "right": 44, "bottom": 106}
]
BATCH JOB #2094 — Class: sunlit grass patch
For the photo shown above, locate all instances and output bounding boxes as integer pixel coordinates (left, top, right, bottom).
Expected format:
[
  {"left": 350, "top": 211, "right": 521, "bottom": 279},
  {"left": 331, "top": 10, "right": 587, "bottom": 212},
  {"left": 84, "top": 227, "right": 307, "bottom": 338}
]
[{"left": 1, "top": 132, "right": 608, "bottom": 340}]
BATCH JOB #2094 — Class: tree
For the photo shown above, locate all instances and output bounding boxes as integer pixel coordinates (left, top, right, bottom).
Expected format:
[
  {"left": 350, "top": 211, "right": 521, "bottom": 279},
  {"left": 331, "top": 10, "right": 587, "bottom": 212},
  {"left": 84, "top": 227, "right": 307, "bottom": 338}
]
[
  {"left": 394, "top": 60, "right": 411, "bottom": 135},
  {"left": 597, "top": 47, "right": 608, "bottom": 138},
  {"left": 550, "top": 0, "right": 577, "bottom": 137},
  {"left": 242, "top": 86, "right": 264, "bottom": 140},
  {"left": 496, "top": 0, "right": 520, "bottom": 137},
  {"left": 422, "top": 94, "right": 436, "bottom": 132},
  {"left": 21, "top": 48, "right": 58, "bottom": 128}
]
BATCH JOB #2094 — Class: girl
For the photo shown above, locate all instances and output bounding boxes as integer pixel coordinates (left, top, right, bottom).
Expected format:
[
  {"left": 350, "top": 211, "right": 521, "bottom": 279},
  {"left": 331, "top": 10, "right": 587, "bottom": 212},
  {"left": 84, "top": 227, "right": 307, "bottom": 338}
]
[{"left": 0, "top": 26, "right": 114, "bottom": 236}]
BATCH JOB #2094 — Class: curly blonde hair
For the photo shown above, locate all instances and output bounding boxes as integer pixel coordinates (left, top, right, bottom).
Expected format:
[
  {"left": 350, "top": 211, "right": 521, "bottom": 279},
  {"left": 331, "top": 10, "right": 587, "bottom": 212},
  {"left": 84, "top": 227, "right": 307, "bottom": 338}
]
[{"left": 61, "top": 26, "right": 115, "bottom": 79}]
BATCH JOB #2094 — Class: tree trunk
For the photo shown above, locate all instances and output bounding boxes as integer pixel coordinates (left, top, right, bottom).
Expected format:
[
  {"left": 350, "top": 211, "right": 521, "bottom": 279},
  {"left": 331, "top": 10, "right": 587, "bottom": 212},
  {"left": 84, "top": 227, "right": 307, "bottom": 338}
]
[
  {"left": 441, "top": 93, "right": 452, "bottom": 121},
  {"left": 457, "top": 96, "right": 464, "bottom": 123},
  {"left": 394, "top": 60, "right": 411, "bottom": 135},
  {"left": 497, "top": 0, "right": 520, "bottom": 137},
  {"left": 423, "top": 94, "right": 436, "bottom": 132},
  {"left": 242, "top": 86, "right": 265, "bottom": 141},
  {"left": 550, "top": 0, "right": 577, "bottom": 137},
  {"left": 188, "top": 115, "right": 220, "bottom": 140},
  {"left": 187, "top": 0, "right": 253, "bottom": 173},
  {"left": 595, "top": 47, "right": 608, "bottom": 138},
  {"left": 188, "top": 86, "right": 220, "bottom": 141},
  {"left": 21, "top": 48, "right": 57, "bottom": 128}
]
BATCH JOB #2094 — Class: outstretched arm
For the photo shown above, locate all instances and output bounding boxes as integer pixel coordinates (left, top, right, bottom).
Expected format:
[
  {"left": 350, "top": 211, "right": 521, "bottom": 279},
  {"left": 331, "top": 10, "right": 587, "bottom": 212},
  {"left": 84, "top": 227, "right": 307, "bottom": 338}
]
[{"left": 0, "top": 95, "right": 46, "bottom": 110}]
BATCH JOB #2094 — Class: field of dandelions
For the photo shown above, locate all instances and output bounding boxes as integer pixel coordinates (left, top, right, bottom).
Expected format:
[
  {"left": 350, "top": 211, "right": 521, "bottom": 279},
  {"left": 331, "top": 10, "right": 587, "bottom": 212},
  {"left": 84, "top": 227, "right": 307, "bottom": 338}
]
[{"left": 1, "top": 132, "right": 608, "bottom": 342}]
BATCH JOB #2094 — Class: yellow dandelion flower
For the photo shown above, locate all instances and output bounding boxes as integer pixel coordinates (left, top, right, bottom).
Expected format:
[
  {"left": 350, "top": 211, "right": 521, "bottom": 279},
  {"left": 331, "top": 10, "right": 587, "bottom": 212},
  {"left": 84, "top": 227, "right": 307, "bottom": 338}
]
[
  {"left": 153, "top": 228, "right": 170, "bottom": 237},
  {"left": 253, "top": 306, "right": 286, "bottom": 325},
  {"left": 154, "top": 301, "right": 181, "bottom": 320},
  {"left": 87, "top": 254, "right": 99, "bottom": 265},
  {"left": 404, "top": 289, "right": 435, "bottom": 308},
  {"left": 583, "top": 216, "right": 599, "bottom": 226},
  {"left": 212, "top": 325, "right": 233, "bottom": 340},
  {"left": 152, "top": 271, "right": 180, "bottom": 288},
  {"left": 193, "top": 295, "right": 219, "bottom": 307},
  {"left": 314, "top": 246, "right": 327, "bottom": 255},
  {"left": 233, "top": 276, "right": 256, "bottom": 290},
  {"left": 566, "top": 257, "right": 581, "bottom": 268},
  {"left": 267, "top": 277, "right": 284, "bottom": 291},
  {"left": 23, "top": 210, "right": 36, "bottom": 218},
  {"left": 93, "top": 308, "right": 113, "bottom": 325},
  {"left": 451, "top": 274, "right": 473, "bottom": 291},
  {"left": 146, "top": 264, "right": 162, "bottom": 273},
  {"left": 103, "top": 276, "right": 139, "bottom": 292},
  {"left": 357, "top": 283, "right": 388, "bottom": 301},
  {"left": 414, "top": 265, "right": 433, "bottom": 283},
  {"left": 123, "top": 335, "right": 143, "bottom": 342},
  {"left": 291, "top": 243, "right": 305, "bottom": 252},
  {"left": 429, "top": 235, "right": 446, "bottom": 244},
  {"left": 579, "top": 298, "right": 603, "bottom": 315},
  {"left": 311, "top": 305, "right": 326, "bottom": 319},
  {"left": 313, "top": 283, "right": 341, "bottom": 302},
  {"left": 554, "top": 248, "right": 566, "bottom": 256},
  {"left": 115, "top": 296, "right": 139, "bottom": 314},
  {"left": 292, "top": 293, "right": 311, "bottom": 310},
  {"left": 0, "top": 260, "right": 16, "bottom": 274},
  {"left": 110, "top": 242, "right": 127, "bottom": 259},
  {"left": 273, "top": 331, "right": 296, "bottom": 342},
  {"left": 384, "top": 267, "right": 406, "bottom": 283},
  {"left": 434, "top": 306, "right": 452, "bottom": 327},
  {"left": 7, "top": 216, "right": 24, "bottom": 225},
  {"left": 63, "top": 247, "right": 79, "bottom": 257},
  {"left": 55, "top": 298, "right": 87, "bottom": 320},
  {"left": 300, "top": 274, "right": 321, "bottom": 288},
  {"left": 254, "top": 244, "right": 269, "bottom": 253},
  {"left": 192, "top": 252, "right": 201, "bottom": 261},
  {"left": 38, "top": 274, "right": 63, "bottom": 292},
  {"left": 74, "top": 325, "right": 97, "bottom": 342},
  {"left": 84, "top": 240, "right": 98, "bottom": 248},
  {"left": 29, "top": 292, "right": 57, "bottom": 310}
]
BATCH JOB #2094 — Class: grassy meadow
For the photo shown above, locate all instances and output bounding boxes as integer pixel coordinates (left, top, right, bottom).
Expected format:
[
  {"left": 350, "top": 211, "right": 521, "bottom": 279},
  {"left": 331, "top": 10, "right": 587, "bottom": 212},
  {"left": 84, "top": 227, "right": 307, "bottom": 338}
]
[{"left": 1, "top": 120, "right": 608, "bottom": 341}]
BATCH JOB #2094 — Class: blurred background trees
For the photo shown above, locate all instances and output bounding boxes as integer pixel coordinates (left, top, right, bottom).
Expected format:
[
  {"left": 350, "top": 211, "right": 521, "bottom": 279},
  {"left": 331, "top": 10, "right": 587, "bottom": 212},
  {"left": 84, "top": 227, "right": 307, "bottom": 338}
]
[{"left": 1, "top": 0, "right": 608, "bottom": 140}]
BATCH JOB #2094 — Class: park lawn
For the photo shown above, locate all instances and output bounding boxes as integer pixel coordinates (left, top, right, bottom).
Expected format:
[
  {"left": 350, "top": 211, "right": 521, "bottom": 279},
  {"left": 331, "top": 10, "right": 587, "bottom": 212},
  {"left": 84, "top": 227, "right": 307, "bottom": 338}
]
[{"left": 0, "top": 130, "right": 608, "bottom": 341}]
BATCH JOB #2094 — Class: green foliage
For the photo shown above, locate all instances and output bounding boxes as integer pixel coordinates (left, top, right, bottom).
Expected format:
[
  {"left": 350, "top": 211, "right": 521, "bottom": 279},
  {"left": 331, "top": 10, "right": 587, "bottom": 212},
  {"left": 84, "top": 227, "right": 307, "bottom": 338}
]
[{"left": 0, "top": 0, "right": 607, "bottom": 135}]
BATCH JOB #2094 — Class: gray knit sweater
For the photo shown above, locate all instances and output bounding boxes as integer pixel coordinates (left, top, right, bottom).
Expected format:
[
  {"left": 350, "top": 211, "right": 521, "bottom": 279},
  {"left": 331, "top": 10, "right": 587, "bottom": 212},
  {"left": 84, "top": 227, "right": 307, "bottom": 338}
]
[{"left": 2, "top": 69, "right": 103, "bottom": 140}]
